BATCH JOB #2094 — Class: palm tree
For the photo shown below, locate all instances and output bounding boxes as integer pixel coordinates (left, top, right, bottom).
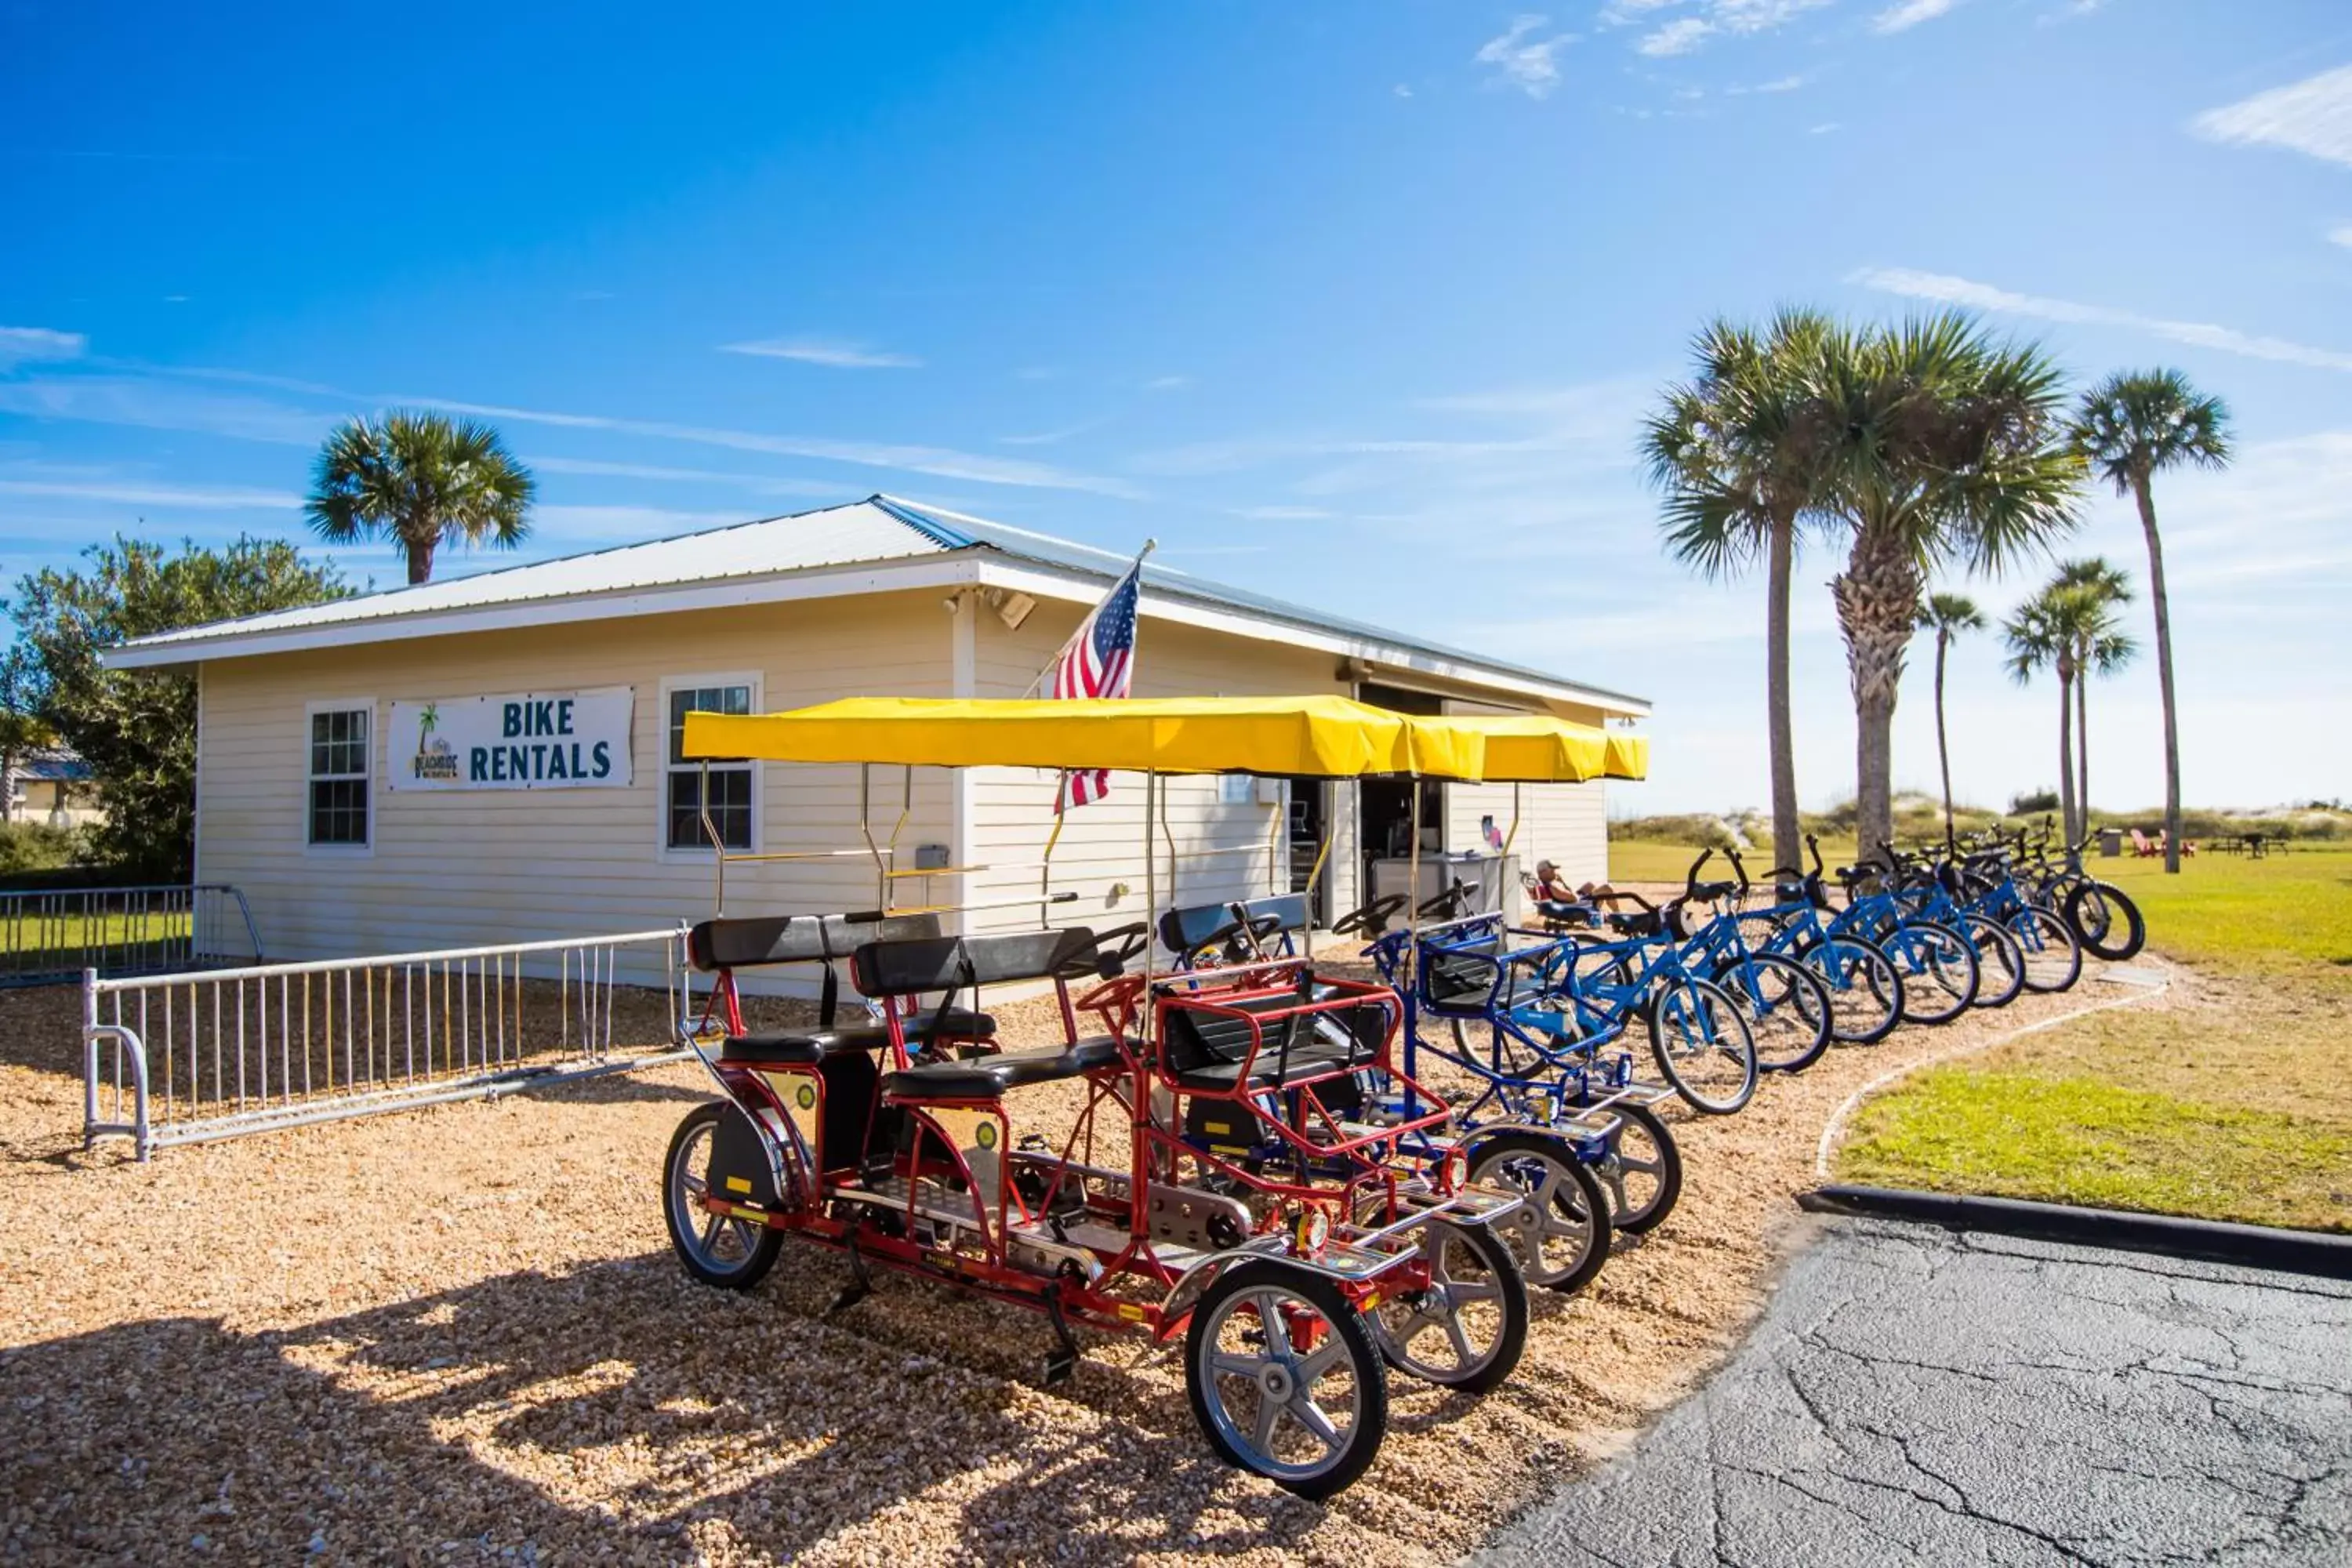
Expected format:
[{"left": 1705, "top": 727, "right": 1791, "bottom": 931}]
[
  {"left": 307, "top": 412, "right": 535, "bottom": 585},
  {"left": 1915, "top": 591, "right": 1985, "bottom": 848},
  {"left": 1817, "top": 314, "right": 2084, "bottom": 858},
  {"left": 2051, "top": 557, "right": 2132, "bottom": 835},
  {"left": 1642, "top": 309, "right": 1839, "bottom": 866},
  {"left": 2069, "top": 370, "right": 2230, "bottom": 873},
  {"left": 2003, "top": 591, "right": 2077, "bottom": 842}
]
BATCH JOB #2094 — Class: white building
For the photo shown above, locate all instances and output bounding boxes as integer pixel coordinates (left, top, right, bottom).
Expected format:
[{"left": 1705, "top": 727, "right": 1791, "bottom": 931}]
[{"left": 106, "top": 496, "right": 1647, "bottom": 974}]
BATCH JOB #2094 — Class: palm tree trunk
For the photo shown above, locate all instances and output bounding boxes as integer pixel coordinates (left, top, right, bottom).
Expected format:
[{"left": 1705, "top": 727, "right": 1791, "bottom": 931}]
[
  {"left": 0, "top": 750, "right": 15, "bottom": 825},
  {"left": 2132, "top": 468, "right": 2183, "bottom": 874},
  {"left": 1766, "top": 510, "right": 1802, "bottom": 872},
  {"left": 1831, "top": 530, "right": 1919, "bottom": 862},
  {"left": 2074, "top": 660, "right": 2090, "bottom": 846},
  {"left": 1934, "top": 631, "right": 1955, "bottom": 848},
  {"left": 2056, "top": 667, "right": 2077, "bottom": 847}
]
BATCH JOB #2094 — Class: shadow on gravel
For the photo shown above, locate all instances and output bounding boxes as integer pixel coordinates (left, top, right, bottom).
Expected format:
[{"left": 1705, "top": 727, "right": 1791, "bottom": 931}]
[{"left": 0, "top": 1247, "right": 1332, "bottom": 1562}]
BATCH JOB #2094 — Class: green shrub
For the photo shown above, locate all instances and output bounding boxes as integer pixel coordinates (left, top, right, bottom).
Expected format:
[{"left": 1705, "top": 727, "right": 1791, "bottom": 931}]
[{"left": 0, "top": 821, "right": 83, "bottom": 876}]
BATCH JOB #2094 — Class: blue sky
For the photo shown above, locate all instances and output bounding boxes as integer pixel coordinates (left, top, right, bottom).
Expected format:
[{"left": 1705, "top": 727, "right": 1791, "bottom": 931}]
[{"left": 4, "top": 1, "right": 2348, "bottom": 815}]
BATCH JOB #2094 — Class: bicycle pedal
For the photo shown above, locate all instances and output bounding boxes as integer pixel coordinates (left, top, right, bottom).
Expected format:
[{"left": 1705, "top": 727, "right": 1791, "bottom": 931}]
[{"left": 1041, "top": 1345, "right": 1080, "bottom": 1387}]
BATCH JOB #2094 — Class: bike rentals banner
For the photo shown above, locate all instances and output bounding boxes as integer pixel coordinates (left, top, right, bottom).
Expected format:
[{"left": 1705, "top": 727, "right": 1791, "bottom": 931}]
[{"left": 389, "top": 688, "right": 634, "bottom": 790}]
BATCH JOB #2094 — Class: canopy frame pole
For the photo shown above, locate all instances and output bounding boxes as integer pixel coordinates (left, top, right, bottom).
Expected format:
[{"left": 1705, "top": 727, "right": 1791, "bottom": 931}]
[
  {"left": 699, "top": 760, "right": 725, "bottom": 915},
  {"left": 1266, "top": 783, "right": 1283, "bottom": 901},
  {"left": 856, "top": 765, "right": 913, "bottom": 912},
  {"left": 1301, "top": 818, "right": 1333, "bottom": 960},
  {"left": 1142, "top": 771, "right": 1158, "bottom": 990},
  {"left": 1160, "top": 782, "right": 1178, "bottom": 911},
  {"left": 1402, "top": 777, "right": 1423, "bottom": 1117},
  {"left": 1038, "top": 811, "right": 1065, "bottom": 929}
]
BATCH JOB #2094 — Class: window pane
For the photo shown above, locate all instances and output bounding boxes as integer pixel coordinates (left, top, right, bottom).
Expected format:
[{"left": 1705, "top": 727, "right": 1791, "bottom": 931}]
[
  {"left": 666, "top": 764, "right": 751, "bottom": 850},
  {"left": 669, "top": 684, "right": 750, "bottom": 764},
  {"left": 310, "top": 708, "right": 368, "bottom": 779},
  {"left": 309, "top": 779, "right": 368, "bottom": 845}
]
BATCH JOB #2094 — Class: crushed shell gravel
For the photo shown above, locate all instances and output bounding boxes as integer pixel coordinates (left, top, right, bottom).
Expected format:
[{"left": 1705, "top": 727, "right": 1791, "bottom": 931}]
[{"left": 0, "top": 946, "right": 2164, "bottom": 1564}]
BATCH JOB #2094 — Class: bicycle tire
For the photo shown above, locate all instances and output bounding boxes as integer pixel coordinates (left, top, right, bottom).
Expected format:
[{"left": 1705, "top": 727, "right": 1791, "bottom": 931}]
[
  {"left": 1709, "top": 952, "right": 1832, "bottom": 1073},
  {"left": 2006, "top": 906, "right": 2084, "bottom": 993},
  {"left": 1883, "top": 919, "right": 1978, "bottom": 1025},
  {"left": 1788, "top": 933, "right": 1904, "bottom": 1046},
  {"left": 1959, "top": 913, "right": 2025, "bottom": 1008},
  {"left": 2065, "top": 880, "right": 2146, "bottom": 962},
  {"left": 1647, "top": 977, "right": 1758, "bottom": 1115}
]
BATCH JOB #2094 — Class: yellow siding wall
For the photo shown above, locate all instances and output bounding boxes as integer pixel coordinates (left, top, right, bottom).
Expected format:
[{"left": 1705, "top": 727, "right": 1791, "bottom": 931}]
[
  {"left": 959, "top": 602, "right": 1362, "bottom": 938},
  {"left": 194, "top": 584, "right": 1616, "bottom": 984},
  {"left": 197, "top": 593, "right": 954, "bottom": 984}
]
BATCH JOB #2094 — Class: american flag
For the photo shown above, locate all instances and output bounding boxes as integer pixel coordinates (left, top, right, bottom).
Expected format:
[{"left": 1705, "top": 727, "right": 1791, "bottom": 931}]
[{"left": 1048, "top": 552, "right": 1145, "bottom": 811}]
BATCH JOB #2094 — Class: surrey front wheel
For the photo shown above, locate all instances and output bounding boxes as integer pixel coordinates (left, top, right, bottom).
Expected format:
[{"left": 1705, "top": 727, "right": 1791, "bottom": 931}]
[
  {"left": 1466, "top": 1133, "right": 1613, "bottom": 1294},
  {"left": 2066, "top": 880, "right": 2146, "bottom": 962},
  {"left": 1365, "top": 1221, "right": 1528, "bottom": 1394},
  {"left": 664, "top": 1102, "right": 785, "bottom": 1290},
  {"left": 1578, "top": 1098, "right": 1683, "bottom": 1234},
  {"left": 1185, "top": 1261, "right": 1388, "bottom": 1499},
  {"left": 1649, "top": 978, "right": 1759, "bottom": 1115}
]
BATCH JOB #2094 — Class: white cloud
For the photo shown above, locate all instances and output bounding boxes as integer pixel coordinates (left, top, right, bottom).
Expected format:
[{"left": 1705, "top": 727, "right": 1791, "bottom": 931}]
[
  {"left": 396, "top": 393, "right": 1145, "bottom": 496},
  {"left": 1393, "top": 83, "right": 1414, "bottom": 98},
  {"left": 1142, "top": 375, "right": 1192, "bottom": 392},
  {"left": 996, "top": 420, "right": 1104, "bottom": 447},
  {"left": 1631, "top": 1, "right": 1826, "bottom": 55},
  {"left": 2191, "top": 64, "right": 2352, "bottom": 170},
  {"left": 0, "top": 477, "right": 298, "bottom": 509},
  {"left": 1809, "top": 121, "right": 1842, "bottom": 133},
  {"left": 1849, "top": 265, "right": 2352, "bottom": 372},
  {"left": 2330, "top": 225, "right": 2352, "bottom": 249},
  {"left": 1871, "top": 0, "right": 1958, "bottom": 35},
  {"left": 0, "top": 375, "right": 334, "bottom": 445},
  {"left": 522, "top": 456, "right": 841, "bottom": 495},
  {"left": 1727, "top": 73, "right": 1808, "bottom": 93},
  {"left": 0, "top": 326, "right": 86, "bottom": 369},
  {"left": 1637, "top": 18, "right": 1715, "bottom": 56},
  {"left": 1598, "top": 0, "right": 1683, "bottom": 24},
  {"left": 720, "top": 336, "right": 922, "bottom": 368},
  {"left": 1230, "top": 505, "right": 1334, "bottom": 521},
  {"left": 1476, "top": 15, "right": 1577, "bottom": 98}
]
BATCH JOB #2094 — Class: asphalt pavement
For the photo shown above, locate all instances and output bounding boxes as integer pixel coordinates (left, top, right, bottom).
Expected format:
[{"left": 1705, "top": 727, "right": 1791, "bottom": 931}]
[{"left": 1471, "top": 1217, "right": 2352, "bottom": 1566}]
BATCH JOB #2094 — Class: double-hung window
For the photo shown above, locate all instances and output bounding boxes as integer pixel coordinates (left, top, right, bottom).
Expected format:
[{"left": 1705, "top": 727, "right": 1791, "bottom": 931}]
[
  {"left": 664, "top": 679, "right": 757, "bottom": 852},
  {"left": 307, "top": 704, "right": 372, "bottom": 849}
]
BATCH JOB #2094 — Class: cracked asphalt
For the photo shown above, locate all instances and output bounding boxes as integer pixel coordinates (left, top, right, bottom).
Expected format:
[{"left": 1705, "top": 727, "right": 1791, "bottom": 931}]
[{"left": 1469, "top": 1218, "right": 2352, "bottom": 1566}]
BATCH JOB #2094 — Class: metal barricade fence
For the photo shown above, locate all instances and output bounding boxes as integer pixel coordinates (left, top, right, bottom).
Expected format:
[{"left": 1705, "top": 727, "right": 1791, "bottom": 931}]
[
  {"left": 1, "top": 883, "right": 263, "bottom": 987},
  {"left": 83, "top": 924, "right": 693, "bottom": 1160}
]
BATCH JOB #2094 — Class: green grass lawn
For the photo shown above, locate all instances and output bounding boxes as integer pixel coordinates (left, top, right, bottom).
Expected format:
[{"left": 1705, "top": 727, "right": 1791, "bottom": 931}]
[
  {"left": 1608, "top": 838, "right": 1722, "bottom": 885},
  {"left": 1835, "top": 842, "right": 2352, "bottom": 1232},
  {"left": 0, "top": 909, "right": 194, "bottom": 975}
]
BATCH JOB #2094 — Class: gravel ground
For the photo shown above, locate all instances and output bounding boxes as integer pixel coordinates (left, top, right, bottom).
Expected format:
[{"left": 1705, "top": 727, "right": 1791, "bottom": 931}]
[{"left": 0, "top": 952, "right": 2165, "bottom": 1566}]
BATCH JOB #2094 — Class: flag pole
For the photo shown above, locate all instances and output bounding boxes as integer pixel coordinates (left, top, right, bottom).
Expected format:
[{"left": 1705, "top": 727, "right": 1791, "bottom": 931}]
[{"left": 1020, "top": 538, "right": 1156, "bottom": 700}]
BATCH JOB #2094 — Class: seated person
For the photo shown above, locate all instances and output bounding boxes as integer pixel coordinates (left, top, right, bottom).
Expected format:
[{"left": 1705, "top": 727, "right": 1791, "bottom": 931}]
[{"left": 1533, "top": 859, "right": 1615, "bottom": 919}]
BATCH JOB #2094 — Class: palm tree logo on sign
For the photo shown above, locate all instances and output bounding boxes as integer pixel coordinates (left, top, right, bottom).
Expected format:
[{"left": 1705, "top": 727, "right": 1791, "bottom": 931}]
[{"left": 409, "top": 701, "right": 460, "bottom": 782}]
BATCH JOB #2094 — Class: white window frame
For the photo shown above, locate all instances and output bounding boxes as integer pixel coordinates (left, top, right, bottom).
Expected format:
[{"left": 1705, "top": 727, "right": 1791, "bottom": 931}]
[
  {"left": 658, "top": 672, "right": 763, "bottom": 861},
  {"left": 303, "top": 697, "right": 376, "bottom": 858}
]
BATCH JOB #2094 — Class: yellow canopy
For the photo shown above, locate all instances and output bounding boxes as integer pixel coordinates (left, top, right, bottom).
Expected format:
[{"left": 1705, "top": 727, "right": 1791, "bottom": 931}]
[
  {"left": 1420, "top": 714, "right": 1611, "bottom": 783},
  {"left": 1603, "top": 731, "right": 1650, "bottom": 780},
  {"left": 684, "top": 695, "right": 1491, "bottom": 780}
]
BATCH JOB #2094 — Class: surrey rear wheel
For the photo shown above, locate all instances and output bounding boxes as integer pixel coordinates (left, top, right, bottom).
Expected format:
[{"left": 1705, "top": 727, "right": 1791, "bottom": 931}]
[
  {"left": 1467, "top": 1132, "right": 1613, "bottom": 1294},
  {"left": 664, "top": 1102, "right": 785, "bottom": 1290},
  {"left": 1365, "top": 1221, "right": 1528, "bottom": 1393},
  {"left": 1649, "top": 978, "right": 1759, "bottom": 1114},
  {"left": 1186, "top": 1261, "right": 1388, "bottom": 1499}
]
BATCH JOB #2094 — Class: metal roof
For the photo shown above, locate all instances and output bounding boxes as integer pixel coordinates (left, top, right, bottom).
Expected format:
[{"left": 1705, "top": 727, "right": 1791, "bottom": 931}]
[{"left": 108, "top": 495, "right": 1649, "bottom": 713}]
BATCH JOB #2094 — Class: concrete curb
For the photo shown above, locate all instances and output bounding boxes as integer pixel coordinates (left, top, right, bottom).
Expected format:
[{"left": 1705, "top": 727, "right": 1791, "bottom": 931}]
[{"left": 1798, "top": 1184, "right": 2352, "bottom": 1282}]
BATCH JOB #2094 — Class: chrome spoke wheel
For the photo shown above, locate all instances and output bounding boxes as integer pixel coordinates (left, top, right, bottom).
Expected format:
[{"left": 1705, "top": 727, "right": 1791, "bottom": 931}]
[{"left": 1367, "top": 1221, "right": 1527, "bottom": 1392}]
